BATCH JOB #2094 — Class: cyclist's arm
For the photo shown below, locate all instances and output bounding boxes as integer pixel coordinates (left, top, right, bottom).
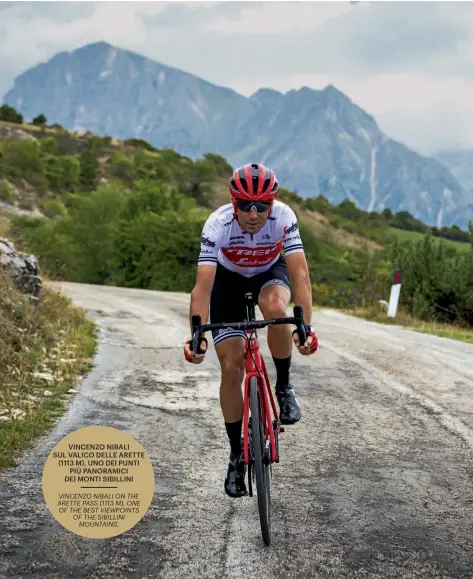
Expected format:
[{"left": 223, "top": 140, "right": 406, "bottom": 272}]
[
  {"left": 189, "top": 265, "right": 216, "bottom": 334},
  {"left": 286, "top": 251, "right": 313, "bottom": 326},
  {"left": 281, "top": 205, "right": 312, "bottom": 326},
  {"left": 190, "top": 215, "right": 221, "bottom": 334}
]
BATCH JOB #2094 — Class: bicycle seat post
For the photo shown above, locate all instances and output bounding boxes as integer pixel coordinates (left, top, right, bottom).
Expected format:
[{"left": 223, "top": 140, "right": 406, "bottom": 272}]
[{"left": 245, "top": 292, "right": 256, "bottom": 322}]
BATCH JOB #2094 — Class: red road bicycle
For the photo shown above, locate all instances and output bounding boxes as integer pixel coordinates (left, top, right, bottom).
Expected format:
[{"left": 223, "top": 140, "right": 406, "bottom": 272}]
[{"left": 191, "top": 292, "right": 307, "bottom": 546}]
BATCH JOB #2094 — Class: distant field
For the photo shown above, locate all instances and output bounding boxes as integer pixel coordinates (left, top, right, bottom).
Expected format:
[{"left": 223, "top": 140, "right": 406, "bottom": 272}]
[{"left": 388, "top": 227, "right": 471, "bottom": 253}]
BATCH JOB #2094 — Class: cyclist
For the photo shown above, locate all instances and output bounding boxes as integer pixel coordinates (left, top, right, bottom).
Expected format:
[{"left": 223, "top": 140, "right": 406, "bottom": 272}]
[{"left": 184, "top": 163, "right": 318, "bottom": 498}]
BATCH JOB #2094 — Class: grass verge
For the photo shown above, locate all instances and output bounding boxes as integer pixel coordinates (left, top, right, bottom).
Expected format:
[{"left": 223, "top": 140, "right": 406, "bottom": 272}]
[
  {"left": 0, "top": 208, "right": 12, "bottom": 238},
  {"left": 342, "top": 305, "right": 473, "bottom": 345},
  {"left": 388, "top": 227, "right": 470, "bottom": 253},
  {"left": 0, "top": 267, "right": 97, "bottom": 469}
]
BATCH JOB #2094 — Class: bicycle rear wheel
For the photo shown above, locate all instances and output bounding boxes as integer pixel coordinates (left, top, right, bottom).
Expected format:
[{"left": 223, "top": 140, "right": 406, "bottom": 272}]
[{"left": 249, "top": 376, "right": 271, "bottom": 545}]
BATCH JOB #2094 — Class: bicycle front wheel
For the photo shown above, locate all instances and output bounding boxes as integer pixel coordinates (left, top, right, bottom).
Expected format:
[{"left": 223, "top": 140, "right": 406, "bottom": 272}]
[{"left": 249, "top": 376, "right": 271, "bottom": 545}]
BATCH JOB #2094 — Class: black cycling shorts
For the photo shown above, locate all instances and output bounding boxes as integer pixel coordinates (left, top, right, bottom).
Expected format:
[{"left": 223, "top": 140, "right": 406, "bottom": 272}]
[{"left": 209, "top": 255, "right": 291, "bottom": 346}]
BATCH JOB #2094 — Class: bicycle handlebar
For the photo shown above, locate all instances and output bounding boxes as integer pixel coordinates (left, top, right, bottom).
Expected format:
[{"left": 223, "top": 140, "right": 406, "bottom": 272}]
[{"left": 191, "top": 305, "right": 308, "bottom": 355}]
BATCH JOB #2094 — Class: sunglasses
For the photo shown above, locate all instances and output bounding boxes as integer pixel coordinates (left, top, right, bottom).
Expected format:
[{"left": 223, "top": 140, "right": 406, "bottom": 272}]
[{"left": 236, "top": 200, "right": 271, "bottom": 213}]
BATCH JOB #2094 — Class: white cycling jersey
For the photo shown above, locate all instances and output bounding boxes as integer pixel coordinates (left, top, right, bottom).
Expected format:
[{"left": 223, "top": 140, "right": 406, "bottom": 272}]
[{"left": 198, "top": 200, "right": 304, "bottom": 277}]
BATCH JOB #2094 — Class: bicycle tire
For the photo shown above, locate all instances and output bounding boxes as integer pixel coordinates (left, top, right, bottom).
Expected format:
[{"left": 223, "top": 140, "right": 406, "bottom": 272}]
[{"left": 249, "top": 376, "right": 271, "bottom": 545}]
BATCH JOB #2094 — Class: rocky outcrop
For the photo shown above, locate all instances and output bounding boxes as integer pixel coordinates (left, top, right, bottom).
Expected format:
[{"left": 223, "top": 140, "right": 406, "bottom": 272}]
[
  {"left": 0, "top": 124, "right": 37, "bottom": 141},
  {"left": 0, "top": 238, "right": 42, "bottom": 302},
  {"left": 0, "top": 199, "right": 44, "bottom": 218}
]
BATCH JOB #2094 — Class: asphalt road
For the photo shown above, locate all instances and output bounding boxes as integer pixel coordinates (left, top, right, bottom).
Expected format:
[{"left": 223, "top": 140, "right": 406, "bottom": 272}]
[{"left": 1, "top": 282, "right": 473, "bottom": 578}]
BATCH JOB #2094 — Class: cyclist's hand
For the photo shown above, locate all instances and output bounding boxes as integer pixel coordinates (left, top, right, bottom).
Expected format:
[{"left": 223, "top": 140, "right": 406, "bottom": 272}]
[
  {"left": 184, "top": 337, "right": 208, "bottom": 364},
  {"left": 292, "top": 327, "right": 318, "bottom": 356}
]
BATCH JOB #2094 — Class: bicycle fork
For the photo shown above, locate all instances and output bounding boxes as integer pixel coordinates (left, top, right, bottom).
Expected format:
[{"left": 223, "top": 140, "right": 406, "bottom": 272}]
[{"left": 242, "top": 336, "right": 283, "bottom": 470}]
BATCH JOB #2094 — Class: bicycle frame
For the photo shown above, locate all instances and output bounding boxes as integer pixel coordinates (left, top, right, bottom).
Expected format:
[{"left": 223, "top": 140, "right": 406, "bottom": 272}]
[
  {"left": 242, "top": 329, "right": 280, "bottom": 466},
  {"left": 190, "top": 296, "right": 307, "bottom": 468}
]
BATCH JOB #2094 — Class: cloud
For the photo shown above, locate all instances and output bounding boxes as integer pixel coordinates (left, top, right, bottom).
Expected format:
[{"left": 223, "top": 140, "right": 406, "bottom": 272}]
[
  {"left": 191, "top": 2, "right": 469, "bottom": 82},
  {"left": 1, "top": 1, "right": 97, "bottom": 21},
  {"left": 206, "top": 1, "right": 355, "bottom": 35},
  {"left": 311, "top": 2, "right": 470, "bottom": 77},
  {"left": 1, "top": 1, "right": 473, "bottom": 152},
  {"left": 144, "top": 1, "right": 251, "bottom": 29}
]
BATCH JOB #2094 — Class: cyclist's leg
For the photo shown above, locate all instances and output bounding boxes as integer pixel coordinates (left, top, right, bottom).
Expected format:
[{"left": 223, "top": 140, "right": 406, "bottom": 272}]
[
  {"left": 256, "top": 256, "right": 301, "bottom": 424},
  {"left": 258, "top": 284, "right": 292, "bottom": 358},
  {"left": 256, "top": 255, "right": 292, "bottom": 361},
  {"left": 210, "top": 263, "right": 247, "bottom": 426},
  {"left": 214, "top": 336, "right": 246, "bottom": 424},
  {"left": 210, "top": 264, "right": 249, "bottom": 497}
]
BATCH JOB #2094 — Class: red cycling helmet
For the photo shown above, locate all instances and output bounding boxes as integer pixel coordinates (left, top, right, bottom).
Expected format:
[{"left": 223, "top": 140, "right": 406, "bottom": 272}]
[{"left": 229, "top": 163, "right": 279, "bottom": 203}]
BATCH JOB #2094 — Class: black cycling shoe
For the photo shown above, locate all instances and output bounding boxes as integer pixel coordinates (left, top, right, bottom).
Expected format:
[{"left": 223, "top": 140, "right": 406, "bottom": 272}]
[
  {"left": 224, "top": 451, "right": 247, "bottom": 498},
  {"left": 276, "top": 384, "right": 301, "bottom": 424}
]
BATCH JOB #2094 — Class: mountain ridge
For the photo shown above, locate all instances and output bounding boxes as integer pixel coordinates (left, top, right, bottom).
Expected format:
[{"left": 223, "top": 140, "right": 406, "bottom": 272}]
[
  {"left": 3, "top": 41, "right": 472, "bottom": 228},
  {"left": 433, "top": 148, "right": 473, "bottom": 204}
]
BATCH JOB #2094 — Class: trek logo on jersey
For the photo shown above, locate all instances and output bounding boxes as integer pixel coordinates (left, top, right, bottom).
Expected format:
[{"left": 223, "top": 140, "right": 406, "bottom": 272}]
[{"left": 222, "top": 241, "right": 283, "bottom": 267}]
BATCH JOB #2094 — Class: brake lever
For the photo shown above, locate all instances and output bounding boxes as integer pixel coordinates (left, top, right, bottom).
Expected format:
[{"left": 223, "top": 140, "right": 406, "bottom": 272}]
[
  {"left": 191, "top": 315, "right": 203, "bottom": 355},
  {"left": 293, "top": 305, "right": 307, "bottom": 347}
]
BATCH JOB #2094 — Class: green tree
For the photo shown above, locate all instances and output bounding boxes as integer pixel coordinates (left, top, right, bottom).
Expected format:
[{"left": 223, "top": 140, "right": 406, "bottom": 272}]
[
  {"left": 0, "top": 104, "right": 23, "bottom": 124},
  {"left": 124, "top": 138, "right": 157, "bottom": 152},
  {"left": 334, "top": 199, "right": 362, "bottom": 221},
  {"left": 113, "top": 212, "right": 203, "bottom": 291},
  {"left": 107, "top": 150, "right": 136, "bottom": 185},
  {"left": 392, "top": 210, "right": 414, "bottom": 230},
  {"left": 382, "top": 207, "right": 393, "bottom": 221},
  {"left": 203, "top": 153, "right": 233, "bottom": 177},
  {"left": 32, "top": 113, "right": 47, "bottom": 126},
  {"left": 39, "top": 198, "right": 67, "bottom": 219},
  {"left": 0, "top": 140, "right": 48, "bottom": 191},
  {"left": 302, "top": 195, "right": 331, "bottom": 215},
  {"left": 43, "top": 154, "right": 80, "bottom": 192},
  {"left": 278, "top": 188, "right": 304, "bottom": 206},
  {"left": 18, "top": 183, "right": 128, "bottom": 283},
  {"left": 79, "top": 147, "right": 100, "bottom": 191}
]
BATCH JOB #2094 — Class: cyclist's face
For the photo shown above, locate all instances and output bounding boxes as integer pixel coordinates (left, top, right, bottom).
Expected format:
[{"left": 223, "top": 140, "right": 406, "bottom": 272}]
[{"left": 237, "top": 206, "right": 270, "bottom": 233}]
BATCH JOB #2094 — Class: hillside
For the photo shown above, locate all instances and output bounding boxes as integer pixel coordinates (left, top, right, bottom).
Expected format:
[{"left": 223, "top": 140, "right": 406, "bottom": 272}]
[
  {"left": 6, "top": 117, "right": 466, "bottom": 254},
  {"left": 3, "top": 41, "right": 473, "bottom": 229},
  {"left": 0, "top": 118, "right": 383, "bottom": 252},
  {"left": 0, "top": 119, "right": 472, "bottom": 330}
]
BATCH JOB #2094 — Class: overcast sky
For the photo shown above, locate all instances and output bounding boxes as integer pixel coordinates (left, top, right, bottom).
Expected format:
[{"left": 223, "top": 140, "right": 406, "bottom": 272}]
[{"left": 1, "top": 1, "right": 472, "bottom": 155}]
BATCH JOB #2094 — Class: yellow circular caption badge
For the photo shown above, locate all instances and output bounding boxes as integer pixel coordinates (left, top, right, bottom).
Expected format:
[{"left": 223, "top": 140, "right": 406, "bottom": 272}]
[{"left": 42, "top": 425, "right": 155, "bottom": 539}]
